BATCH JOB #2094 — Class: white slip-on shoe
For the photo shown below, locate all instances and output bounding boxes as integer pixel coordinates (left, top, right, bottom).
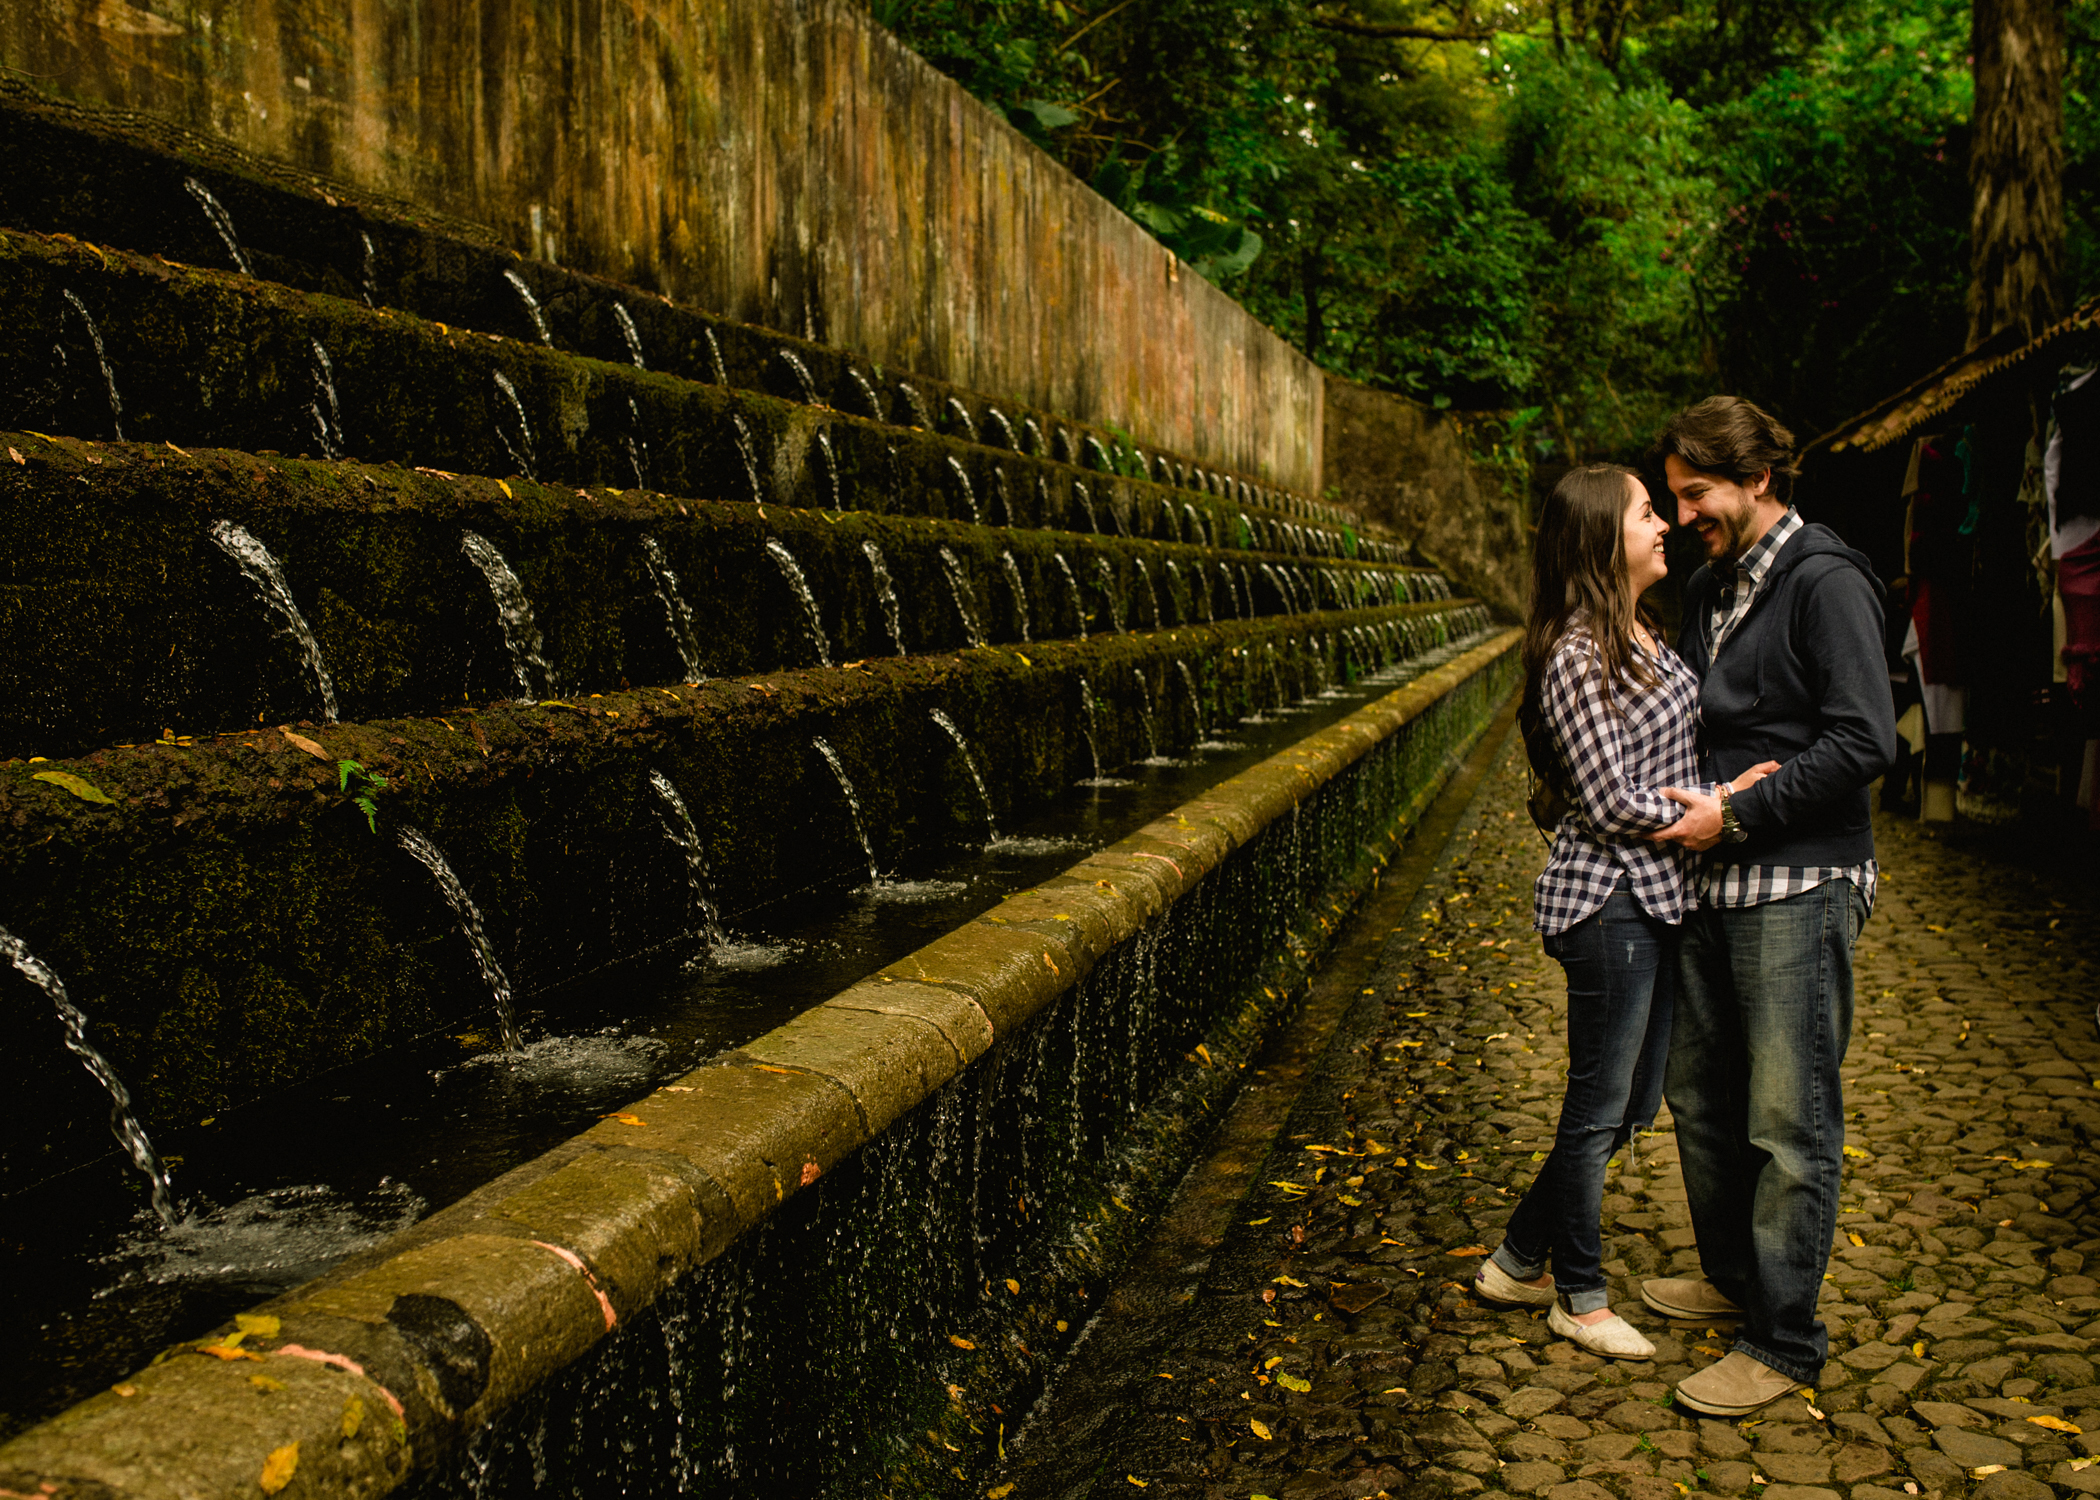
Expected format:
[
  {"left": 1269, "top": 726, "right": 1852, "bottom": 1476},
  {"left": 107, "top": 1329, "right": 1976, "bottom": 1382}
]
[
  {"left": 1473, "top": 1258, "right": 1555, "bottom": 1308},
  {"left": 1548, "top": 1303, "right": 1656, "bottom": 1361}
]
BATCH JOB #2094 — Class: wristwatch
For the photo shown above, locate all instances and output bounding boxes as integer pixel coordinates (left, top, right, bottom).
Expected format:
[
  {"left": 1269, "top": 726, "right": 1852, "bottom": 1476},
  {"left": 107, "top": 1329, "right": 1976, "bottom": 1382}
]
[{"left": 1717, "top": 783, "right": 1747, "bottom": 843}]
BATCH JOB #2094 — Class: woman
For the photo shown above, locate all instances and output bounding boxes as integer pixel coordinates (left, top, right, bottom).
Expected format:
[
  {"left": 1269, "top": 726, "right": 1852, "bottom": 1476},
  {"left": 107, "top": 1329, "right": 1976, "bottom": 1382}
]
[{"left": 1472, "top": 464, "right": 1770, "bottom": 1359}]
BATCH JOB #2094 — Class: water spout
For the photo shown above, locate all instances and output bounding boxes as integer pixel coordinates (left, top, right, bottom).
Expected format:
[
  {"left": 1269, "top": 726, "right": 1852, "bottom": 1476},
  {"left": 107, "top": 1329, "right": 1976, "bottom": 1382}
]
[
  {"left": 1133, "top": 557, "right": 1162, "bottom": 628},
  {"left": 2, "top": 924, "right": 176, "bottom": 1225},
  {"left": 307, "top": 339, "right": 344, "bottom": 460},
  {"left": 993, "top": 470, "right": 1015, "bottom": 527},
  {"left": 640, "top": 536, "right": 704, "bottom": 683},
  {"left": 648, "top": 771, "right": 724, "bottom": 946},
  {"left": 1076, "top": 677, "right": 1103, "bottom": 781},
  {"left": 491, "top": 370, "right": 537, "bottom": 480},
  {"left": 732, "top": 415, "right": 764, "bottom": 504},
  {"left": 930, "top": 709, "right": 996, "bottom": 840},
  {"left": 612, "top": 304, "right": 646, "bottom": 368},
  {"left": 1173, "top": 658, "right": 1207, "bottom": 738},
  {"left": 946, "top": 456, "right": 981, "bottom": 524},
  {"left": 779, "top": 350, "right": 819, "bottom": 404},
  {"left": 812, "top": 737, "right": 879, "bottom": 884},
  {"left": 1073, "top": 481, "right": 1098, "bottom": 534},
  {"left": 210, "top": 519, "right": 339, "bottom": 722},
  {"left": 766, "top": 538, "right": 832, "bottom": 667},
  {"left": 703, "top": 328, "right": 730, "bottom": 386},
  {"left": 897, "top": 383, "right": 935, "bottom": 429},
  {"left": 502, "top": 269, "right": 553, "bottom": 347},
  {"left": 60, "top": 289, "right": 124, "bottom": 440},
  {"left": 999, "top": 551, "right": 1032, "bottom": 643},
  {"left": 396, "top": 828, "right": 522, "bottom": 1052},
  {"left": 1022, "top": 417, "right": 1045, "bottom": 456},
  {"left": 1094, "top": 557, "right": 1126, "bottom": 633},
  {"left": 359, "top": 231, "right": 379, "bottom": 307},
  {"left": 461, "top": 530, "right": 551, "bottom": 699},
  {"left": 986, "top": 409, "right": 1017, "bottom": 449},
  {"left": 938, "top": 547, "right": 987, "bottom": 648},
  {"left": 625, "top": 398, "right": 650, "bottom": 490},
  {"left": 945, "top": 398, "right": 978, "bottom": 444},
  {"left": 1132, "top": 669, "right": 1160, "bottom": 760},
  {"left": 1054, "top": 552, "right": 1087, "bottom": 640},
  {"left": 847, "top": 367, "right": 884, "bottom": 419},
  {"left": 816, "top": 430, "right": 845, "bottom": 510},
  {"left": 861, "top": 541, "right": 907, "bottom": 656},
  {"left": 184, "top": 177, "right": 252, "bottom": 276}
]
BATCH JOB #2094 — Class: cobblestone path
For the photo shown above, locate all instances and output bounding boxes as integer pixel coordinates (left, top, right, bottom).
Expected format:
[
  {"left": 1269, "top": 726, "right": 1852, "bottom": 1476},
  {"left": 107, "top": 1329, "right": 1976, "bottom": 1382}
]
[{"left": 991, "top": 728, "right": 2100, "bottom": 1500}]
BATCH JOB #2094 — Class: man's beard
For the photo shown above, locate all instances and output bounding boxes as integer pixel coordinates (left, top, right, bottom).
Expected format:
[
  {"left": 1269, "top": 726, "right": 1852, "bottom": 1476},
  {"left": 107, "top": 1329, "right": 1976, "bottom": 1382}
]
[{"left": 1716, "top": 500, "right": 1759, "bottom": 560}]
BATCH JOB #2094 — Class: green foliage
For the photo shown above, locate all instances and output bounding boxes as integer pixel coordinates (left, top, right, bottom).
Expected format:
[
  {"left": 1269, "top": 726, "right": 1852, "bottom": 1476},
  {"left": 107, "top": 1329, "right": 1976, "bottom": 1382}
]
[
  {"left": 880, "top": 0, "right": 2095, "bottom": 464},
  {"left": 337, "top": 759, "right": 388, "bottom": 834}
]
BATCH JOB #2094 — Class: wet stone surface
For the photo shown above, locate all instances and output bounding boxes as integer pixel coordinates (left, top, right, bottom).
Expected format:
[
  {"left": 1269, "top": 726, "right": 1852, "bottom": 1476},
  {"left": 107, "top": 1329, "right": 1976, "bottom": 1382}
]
[{"left": 994, "top": 740, "right": 2100, "bottom": 1500}]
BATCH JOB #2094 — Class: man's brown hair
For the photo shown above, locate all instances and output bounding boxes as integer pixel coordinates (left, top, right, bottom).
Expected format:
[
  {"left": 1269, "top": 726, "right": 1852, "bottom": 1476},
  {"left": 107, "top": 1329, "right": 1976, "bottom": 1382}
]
[{"left": 1652, "top": 396, "right": 1800, "bottom": 501}]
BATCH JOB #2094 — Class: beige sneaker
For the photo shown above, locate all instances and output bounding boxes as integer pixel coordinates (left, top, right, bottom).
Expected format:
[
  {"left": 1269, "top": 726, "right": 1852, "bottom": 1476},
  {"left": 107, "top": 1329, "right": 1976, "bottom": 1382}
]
[
  {"left": 1547, "top": 1304, "right": 1655, "bottom": 1361},
  {"left": 1674, "top": 1351, "right": 1804, "bottom": 1416},
  {"left": 1640, "top": 1276, "right": 1743, "bottom": 1321},
  {"left": 1473, "top": 1258, "right": 1555, "bottom": 1308}
]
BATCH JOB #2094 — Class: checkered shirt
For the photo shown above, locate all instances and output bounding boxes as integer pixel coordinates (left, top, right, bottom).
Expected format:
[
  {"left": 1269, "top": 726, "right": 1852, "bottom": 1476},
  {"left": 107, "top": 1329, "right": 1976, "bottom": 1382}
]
[
  {"left": 1533, "top": 627, "right": 1704, "bottom": 935},
  {"left": 1696, "top": 506, "right": 1877, "bottom": 915}
]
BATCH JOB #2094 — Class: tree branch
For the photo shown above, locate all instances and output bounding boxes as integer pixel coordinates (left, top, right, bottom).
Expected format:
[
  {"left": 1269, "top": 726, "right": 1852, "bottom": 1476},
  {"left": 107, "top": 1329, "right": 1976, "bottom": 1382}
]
[{"left": 1308, "top": 12, "right": 1506, "bottom": 38}]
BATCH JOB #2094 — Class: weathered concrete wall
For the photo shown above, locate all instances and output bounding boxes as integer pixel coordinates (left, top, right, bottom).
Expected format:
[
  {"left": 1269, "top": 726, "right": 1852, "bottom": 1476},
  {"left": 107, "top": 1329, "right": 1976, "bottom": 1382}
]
[
  {"left": 0, "top": 0, "right": 1323, "bottom": 491},
  {"left": 1323, "top": 379, "right": 1529, "bottom": 620}
]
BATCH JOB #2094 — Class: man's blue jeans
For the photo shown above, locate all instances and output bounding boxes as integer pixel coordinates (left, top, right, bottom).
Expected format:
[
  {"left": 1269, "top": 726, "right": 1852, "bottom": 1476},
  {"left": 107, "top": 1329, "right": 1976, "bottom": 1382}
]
[
  {"left": 1667, "top": 878, "right": 1866, "bottom": 1383},
  {"left": 1493, "top": 881, "right": 1676, "bottom": 1314}
]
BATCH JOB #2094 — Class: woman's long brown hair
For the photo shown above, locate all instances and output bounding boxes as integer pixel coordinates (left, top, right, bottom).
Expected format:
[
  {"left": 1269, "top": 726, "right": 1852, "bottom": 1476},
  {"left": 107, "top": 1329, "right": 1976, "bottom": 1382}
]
[{"left": 1520, "top": 464, "right": 1662, "bottom": 789}]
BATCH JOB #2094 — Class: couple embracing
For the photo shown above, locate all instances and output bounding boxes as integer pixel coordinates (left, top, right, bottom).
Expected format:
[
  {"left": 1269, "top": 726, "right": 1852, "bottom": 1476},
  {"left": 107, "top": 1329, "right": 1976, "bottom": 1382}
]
[{"left": 1473, "top": 396, "right": 1899, "bottom": 1417}]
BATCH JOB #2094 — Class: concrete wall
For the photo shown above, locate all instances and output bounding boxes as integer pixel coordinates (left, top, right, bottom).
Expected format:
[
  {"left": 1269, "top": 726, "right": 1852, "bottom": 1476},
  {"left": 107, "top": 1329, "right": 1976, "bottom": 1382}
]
[
  {"left": 1323, "top": 378, "right": 1529, "bottom": 620},
  {"left": 0, "top": 0, "right": 1322, "bottom": 492}
]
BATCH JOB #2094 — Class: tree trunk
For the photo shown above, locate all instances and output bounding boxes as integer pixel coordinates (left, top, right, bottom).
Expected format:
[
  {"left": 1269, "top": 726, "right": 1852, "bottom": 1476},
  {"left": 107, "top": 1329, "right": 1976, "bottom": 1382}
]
[{"left": 1967, "top": 0, "right": 2066, "bottom": 348}]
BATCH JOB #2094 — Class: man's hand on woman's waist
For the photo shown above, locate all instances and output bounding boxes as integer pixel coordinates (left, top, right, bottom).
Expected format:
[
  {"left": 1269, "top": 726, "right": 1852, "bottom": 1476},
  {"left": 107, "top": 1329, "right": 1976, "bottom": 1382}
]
[{"left": 1646, "top": 762, "right": 1780, "bottom": 853}]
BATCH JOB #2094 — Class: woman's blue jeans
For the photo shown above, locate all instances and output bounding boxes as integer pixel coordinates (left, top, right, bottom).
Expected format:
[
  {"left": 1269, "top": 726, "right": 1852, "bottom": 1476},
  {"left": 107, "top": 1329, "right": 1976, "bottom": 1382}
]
[{"left": 1492, "top": 881, "right": 1678, "bottom": 1313}]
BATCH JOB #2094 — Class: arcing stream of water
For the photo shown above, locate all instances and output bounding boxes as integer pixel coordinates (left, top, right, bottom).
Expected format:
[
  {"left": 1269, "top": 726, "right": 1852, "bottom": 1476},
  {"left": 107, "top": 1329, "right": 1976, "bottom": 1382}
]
[
  {"left": 396, "top": 827, "right": 524, "bottom": 1053},
  {"left": 208, "top": 520, "right": 339, "bottom": 722},
  {"left": 812, "top": 736, "right": 880, "bottom": 884},
  {"left": 461, "top": 530, "right": 553, "bottom": 699},
  {"left": 930, "top": 709, "right": 997, "bottom": 841},
  {"left": 860, "top": 541, "right": 908, "bottom": 656},
  {"left": 641, "top": 536, "right": 705, "bottom": 683},
  {"left": 767, "top": 539, "right": 833, "bottom": 668}
]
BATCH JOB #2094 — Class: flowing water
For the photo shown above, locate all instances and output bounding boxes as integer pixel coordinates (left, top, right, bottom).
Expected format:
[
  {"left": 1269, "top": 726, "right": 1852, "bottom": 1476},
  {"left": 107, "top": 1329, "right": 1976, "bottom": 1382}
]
[
  {"left": 612, "top": 304, "right": 647, "bottom": 368},
  {"left": 1173, "top": 658, "right": 1207, "bottom": 738},
  {"left": 945, "top": 398, "right": 978, "bottom": 444},
  {"left": 766, "top": 538, "right": 833, "bottom": 668},
  {"left": 1095, "top": 556, "right": 1125, "bottom": 633},
  {"left": 812, "top": 737, "right": 880, "bottom": 884},
  {"left": 1022, "top": 416, "right": 1045, "bottom": 456},
  {"left": 1132, "top": 669, "right": 1166, "bottom": 763},
  {"left": 491, "top": 370, "right": 538, "bottom": 480},
  {"left": 1134, "top": 557, "right": 1163, "bottom": 628},
  {"left": 999, "top": 551, "right": 1032, "bottom": 643},
  {"left": 985, "top": 409, "right": 1017, "bottom": 449},
  {"left": 733, "top": 416, "right": 765, "bottom": 504},
  {"left": 704, "top": 328, "right": 731, "bottom": 386},
  {"left": 649, "top": 771, "right": 725, "bottom": 946},
  {"left": 1073, "top": 481, "right": 1098, "bottom": 534},
  {"left": 307, "top": 338, "right": 344, "bottom": 459},
  {"left": 860, "top": 541, "right": 907, "bottom": 656},
  {"left": 930, "top": 709, "right": 997, "bottom": 841},
  {"left": 60, "top": 289, "right": 124, "bottom": 440},
  {"left": 938, "top": 547, "right": 987, "bottom": 648},
  {"left": 396, "top": 828, "right": 523, "bottom": 1052},
  {"left": 779, "top": 350, "right": 819, "bottom": 404},
  {"left": 846, "top": 367, "right": 883, "bottom": 419},
  {"left": 625, "top": 397, "right": 651, "bottom": 490},
  {"left": 946, "top": 456, "right": 980, "bottom": 524},
  {"left": 461, "top": 530, "right": 552, "bottom": 699},
  {"left": 359, "top": 231, "right": 379, "bottom": 306},
  {"left": 1054, "top": 552, "right": 1087, "bottom": 640},
  {"left": 209, "top": 519, "right": 339, "bottom": 721},
  {"left": 640, "top": 536, "right": 705, "bottom": 683},
  {"left": 816, "top": 430, "right": 845, "bottom": 510},
  {"left": 897, "top": 383, "right": 935, "bottom": 429},
  {"left": 182, "top": 177, "right": 252, "bottom": 276},
  {"left": 502, "top": 269, "right": 554, "bottom": 346},
  {"left": 993, "top": 470, "right": 1015, "bottom": 527},
  {"left": 2, "top": 925, "right": 175, "bottom": 1224}
]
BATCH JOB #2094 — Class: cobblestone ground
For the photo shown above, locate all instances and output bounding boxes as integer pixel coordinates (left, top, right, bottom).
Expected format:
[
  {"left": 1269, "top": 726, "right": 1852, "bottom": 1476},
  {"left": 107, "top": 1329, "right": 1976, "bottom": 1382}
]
[{"left": 992, "top": 733, "right": 2100, "bottom": 1500}]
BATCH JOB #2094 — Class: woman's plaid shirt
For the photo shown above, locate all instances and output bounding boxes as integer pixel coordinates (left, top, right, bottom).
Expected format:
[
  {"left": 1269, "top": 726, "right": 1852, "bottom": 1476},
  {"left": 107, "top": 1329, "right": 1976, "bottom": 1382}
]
[{"left": 1533, "top": 626, "right": 1704, "bottom": 935}]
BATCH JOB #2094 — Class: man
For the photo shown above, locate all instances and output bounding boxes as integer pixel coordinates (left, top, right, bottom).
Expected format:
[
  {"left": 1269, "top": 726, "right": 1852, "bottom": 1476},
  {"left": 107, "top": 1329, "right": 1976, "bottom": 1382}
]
[{"left": 1643, "top": 396, "right": 1898, "bottom": 1417}]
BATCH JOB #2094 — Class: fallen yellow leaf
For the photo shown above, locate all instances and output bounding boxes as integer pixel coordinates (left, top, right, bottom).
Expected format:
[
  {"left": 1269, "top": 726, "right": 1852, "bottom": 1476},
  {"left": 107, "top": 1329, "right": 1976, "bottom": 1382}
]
[
  {"left": 195, "top": 1341, "right": 262, "bottom": 1362},
  {"left": 2029, "top": 1415, "right": 2083, "bottom": 1434},
  {"left": 112, "top": 1383, "right": 137, "bottom": 1397},
  {"left": 1842, "top": 1145, "right": 1870, "bottom": 1159},
  {"left": 249, "top": 1375, "right": 286, "bottom": 1392},
  {"left": 602, "top": 1112, "right": 647, "bottom": 1127},
  {"left": 1127, "top": 1477, "right": 1150, "bottom": 1488},
  {"left": 1249, "top": 1418, "right": 1273, "bottom": 1441},
  {"left": 987, "top": 1487, "right": 1016, "bottom": 1499},
  {"left": 1273, "top": 1275, "right": 1308, "bottom": 1288},
  {"left": 235, "top": 1313, "right": 281, "bottom": 1340},
  {"left": 950, "top": 1335, "right": 976, "bottom": 1350},
  {"left": 260, "top": 1441, "right": 299, "bottom": 1494},
  {"left": 342, "top": 1395, "right": 365, "bottom": 1438},
  {"left": 31, "top": 770, "right": 117, "bottom": 804},
  {"left": 1912, "top": 1340, "right": 1927, "bottom": 1356},
  {"left": 1277, "top": 1374, "right": 1311, "bottom": 1393},
  {"left": 280, "top": 726, "right": 328, "bottom": 758},
  {"left": 1264, "top": 1356, "right": 1284, "bottom": 1370},
  {"left": 1005, "top": 1279, "right": 1021, "bottom": 1295},
  {"left": 1847, "top": 1232, "right": 1865, "bottom": 1247}
]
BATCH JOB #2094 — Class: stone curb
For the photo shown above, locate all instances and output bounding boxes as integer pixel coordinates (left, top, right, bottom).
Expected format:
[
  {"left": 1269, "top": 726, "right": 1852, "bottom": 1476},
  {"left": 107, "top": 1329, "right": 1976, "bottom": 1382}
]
[{"left": 0, "top": 630, "right": 1519, "bottom": 1499}]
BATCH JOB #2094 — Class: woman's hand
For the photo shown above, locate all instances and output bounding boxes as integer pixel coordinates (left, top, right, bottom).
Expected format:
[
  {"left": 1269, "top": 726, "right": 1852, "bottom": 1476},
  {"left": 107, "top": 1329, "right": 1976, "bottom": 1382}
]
[{"left": 1730, "top": 760, "right": 1781, "bottom": 794}]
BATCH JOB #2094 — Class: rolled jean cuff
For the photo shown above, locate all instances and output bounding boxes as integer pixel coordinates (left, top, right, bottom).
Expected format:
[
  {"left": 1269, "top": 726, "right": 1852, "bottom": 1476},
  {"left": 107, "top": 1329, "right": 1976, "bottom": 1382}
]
[
  {"left": 1559, "top": 1284, "right": 1611, "bottom": 1316},
  {"left": 1491, "top": 1242, "right": 1547, "bottom": 1282},
  {"left": 1734, "top": 1336, "right": 1821, "bottom": 1386}
]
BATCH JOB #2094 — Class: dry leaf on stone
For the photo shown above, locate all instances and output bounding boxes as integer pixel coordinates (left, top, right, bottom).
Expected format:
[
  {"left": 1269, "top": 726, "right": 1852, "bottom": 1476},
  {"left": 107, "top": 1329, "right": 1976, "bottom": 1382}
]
[
  {"left": 260, "top": 1442, "right": 299, "bottom": 1495},
  {"left": 32, "top": 770, "right": 116, "bottom": 804},
  {"left": 1249, "top": 1419, "right": 1273, "bottom": 1441},
  {"left": 280, "top": 726, "right": 328, "bottom": 758},
  {"left": 1277, "top": 1374, "right": 1312, "bottom": 1393},
  {"left": 2029, "top": 1416, "right": 2083, "bottom": 1434}
]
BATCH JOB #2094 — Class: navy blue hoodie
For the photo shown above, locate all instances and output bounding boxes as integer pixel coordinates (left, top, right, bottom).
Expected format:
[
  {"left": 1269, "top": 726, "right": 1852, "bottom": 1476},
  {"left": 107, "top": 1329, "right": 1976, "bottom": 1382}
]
[{"left": 1675, "top": 522, "right": 1899, "bottom": 869}]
